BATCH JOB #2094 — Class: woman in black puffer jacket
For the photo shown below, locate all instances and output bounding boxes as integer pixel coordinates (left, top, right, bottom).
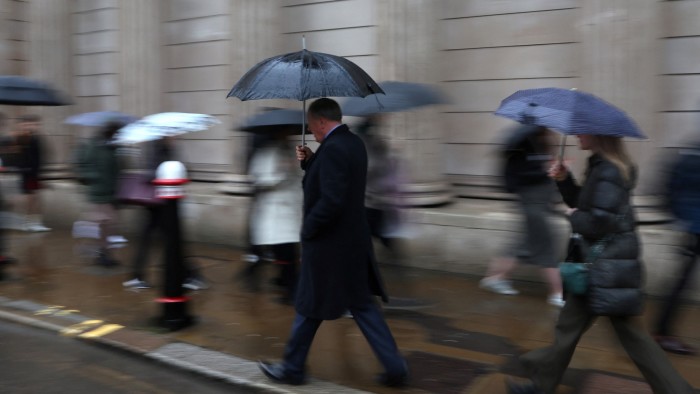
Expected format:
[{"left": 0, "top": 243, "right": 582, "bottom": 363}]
[{"left": 507, "top": 135, "right": 693, "bottom": 394}]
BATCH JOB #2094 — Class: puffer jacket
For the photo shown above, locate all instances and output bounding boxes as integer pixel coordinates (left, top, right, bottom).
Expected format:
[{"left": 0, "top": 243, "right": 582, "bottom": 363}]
[{"left": 557, "top": 153, "right": 643, "bottom": 315}]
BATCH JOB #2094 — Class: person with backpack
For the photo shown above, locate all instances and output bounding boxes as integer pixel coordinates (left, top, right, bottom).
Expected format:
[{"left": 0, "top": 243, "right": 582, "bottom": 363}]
[
  {"left": 652, "top": 143, "right": 700, "bottom": 355},
  {"left": 480, "top": 125, "right": 565, "bottom": 307},
  {"left": 77, "top": 121, "right": 123, "bottom": 267}
]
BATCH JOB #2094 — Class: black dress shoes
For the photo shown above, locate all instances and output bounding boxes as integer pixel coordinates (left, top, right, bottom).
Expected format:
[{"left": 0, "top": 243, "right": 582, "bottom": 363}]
[
  {"left": 506, "top": 379, "right": 545, "bottom": 394},
  {"left": 258, "top": 361, "right": 305, "bottom": 385},
  {"left": 376, "top": 372, "right": 409, "bottom": 387},
  {"left": 655, "top": 335, "right": 697, "bottom": 355}
]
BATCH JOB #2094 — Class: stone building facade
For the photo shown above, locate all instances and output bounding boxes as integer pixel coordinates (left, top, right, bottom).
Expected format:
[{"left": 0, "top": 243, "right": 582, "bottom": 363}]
[{"left": 1, "top": 0, "right": 700, "bottom": 297}]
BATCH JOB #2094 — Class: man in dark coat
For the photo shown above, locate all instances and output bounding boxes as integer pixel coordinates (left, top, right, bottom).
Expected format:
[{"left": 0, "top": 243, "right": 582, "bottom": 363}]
[{"left": 258, "top": 98, "right": 408, "bottom": 387}]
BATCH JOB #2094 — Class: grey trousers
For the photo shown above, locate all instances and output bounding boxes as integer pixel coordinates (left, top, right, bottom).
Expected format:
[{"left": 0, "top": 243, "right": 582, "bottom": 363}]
[{"left": 520, "top": 295, "right": 694, "bottom": 394}]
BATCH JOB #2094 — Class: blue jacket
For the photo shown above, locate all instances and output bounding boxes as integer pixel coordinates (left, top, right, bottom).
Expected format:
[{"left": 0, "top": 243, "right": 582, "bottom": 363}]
[{"left": 668, "top": 146, "right": 700, "bottom": 234}]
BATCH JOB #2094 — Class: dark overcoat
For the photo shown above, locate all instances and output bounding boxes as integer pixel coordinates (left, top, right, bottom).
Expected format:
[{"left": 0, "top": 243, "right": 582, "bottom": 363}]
[{"left": 296, "top": 124, "right": 388, "bottom": 320}]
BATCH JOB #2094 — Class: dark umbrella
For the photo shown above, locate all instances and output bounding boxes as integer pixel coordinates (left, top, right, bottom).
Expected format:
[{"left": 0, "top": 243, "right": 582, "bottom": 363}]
[
  {"left": 238, "top": 109, "right": 306, "bottom": 134},
  {"left": 494, "top": 87, "right": 646, "bottom": 139},
  {"left": 341, "top": 81, "right": 450, "bottom": 116},
  {"left": 0, "top": 75, "right": 72, "bottom": 106},
  {"left": 65, "top": 111, "right": 138, "bottom": 127},
  {"left": 227, "top": 44, "right": 384, "bottom": 145}
]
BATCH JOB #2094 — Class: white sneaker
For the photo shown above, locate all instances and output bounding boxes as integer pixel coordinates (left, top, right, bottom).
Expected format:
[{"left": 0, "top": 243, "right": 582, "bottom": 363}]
[
  {"left": 26, "top": 223, "right": 51, "bottom": 232},
  {"left": 479, "top": 277, "right": 519, "bottom": 295},
  {"left": 547, "top": 294, "right": 566, "bottom": 307},
  {"left": 182, "top": 278, "right": 208, "bottom": 291},
  {"left": 107, "top": 235, "right": 128, "bottom": 243},
  {"left": 123, "top": 278, "right": 150, "bottom": 289}
]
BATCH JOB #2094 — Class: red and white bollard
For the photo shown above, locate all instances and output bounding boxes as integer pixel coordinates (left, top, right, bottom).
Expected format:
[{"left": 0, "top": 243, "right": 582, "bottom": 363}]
[{"left": 153, "top": 161, "right": 194, "bottom": 331}]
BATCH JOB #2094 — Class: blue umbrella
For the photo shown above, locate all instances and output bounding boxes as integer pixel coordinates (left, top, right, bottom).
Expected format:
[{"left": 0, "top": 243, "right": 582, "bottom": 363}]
[
  {"left": 0, "top": 75, "right": 72, "bottom": 106},
  {"left": 341, "top": 81, "right": 450, "bottom": 116},
  {"left": 65, "top": 111, "right": 138, "bottom": 127},
  {"left": 495, "top": 87, "right": 646, "bottom": 139}
]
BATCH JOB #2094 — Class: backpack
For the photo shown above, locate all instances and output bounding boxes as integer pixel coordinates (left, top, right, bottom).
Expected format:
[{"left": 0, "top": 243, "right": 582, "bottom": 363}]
[{"left": 72, "top": 139, "right": 95, "bottom": 185}]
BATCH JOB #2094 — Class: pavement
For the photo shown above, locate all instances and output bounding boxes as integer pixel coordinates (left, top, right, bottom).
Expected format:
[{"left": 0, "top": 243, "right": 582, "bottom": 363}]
[{"left": 0, "top": 228, "right": 698, "bottom": 394}]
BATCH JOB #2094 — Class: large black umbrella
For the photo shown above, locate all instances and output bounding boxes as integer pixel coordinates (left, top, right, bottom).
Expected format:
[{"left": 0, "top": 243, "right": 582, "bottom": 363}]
[
  {"left": 341, "top": 81, "right": 450, "bottom": 116},
  {"left": 238, "top": 109, "right": 306, "bottom": 135},
  {"left": 227, "top": 46, "right": 383, "bottom": 145},
  {"left": 0, "top": 75, "right": 72, "bottom": 106}
]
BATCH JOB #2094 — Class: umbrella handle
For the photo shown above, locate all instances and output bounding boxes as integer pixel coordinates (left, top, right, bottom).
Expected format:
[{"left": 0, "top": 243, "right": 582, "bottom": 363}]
[
  {"left": 302, "top": 100, "right": 306, "bottom": 147},
  {"left": 558, "top": 134, "right": 567, "bottom": 164}
]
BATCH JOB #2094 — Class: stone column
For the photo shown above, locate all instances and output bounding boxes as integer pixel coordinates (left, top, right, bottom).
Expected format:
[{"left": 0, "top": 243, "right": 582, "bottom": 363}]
[
  {"left": 220, "top": 0, "right": 283, "bottom": 194},
  {"left": 374, "top": 0, "right": 451, "bottom": 206},
  {"left": 119, "top": 0, "right": 161, "bottom": 117},
  {"left": 27, "top": 0, "right": 73, "bottom": 168},
  {"left": 0, "top": 0, "right": 10, "bottom": 74},
  {"left": 578, "top": 0, "right": 661, "bottom": 197}
]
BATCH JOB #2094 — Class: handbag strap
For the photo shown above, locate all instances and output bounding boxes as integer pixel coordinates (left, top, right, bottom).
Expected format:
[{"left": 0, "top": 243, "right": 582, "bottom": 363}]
[{"left": 581, "top": 211, "right": 629, "bottom": 264}]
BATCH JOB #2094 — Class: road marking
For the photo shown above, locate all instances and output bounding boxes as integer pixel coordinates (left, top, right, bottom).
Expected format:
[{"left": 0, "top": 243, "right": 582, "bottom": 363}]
[
  {"left": 61, "top": 320, "right": 103, "bottom": 336},
  {"left": 55, "top": 309, "right": 80, "bottom": 316},
  {"left": 35, "top": 305, "right": 65, "bottom": 315},
  {"left": 79, "top": 324, "right": 124, "bottom": 338}
]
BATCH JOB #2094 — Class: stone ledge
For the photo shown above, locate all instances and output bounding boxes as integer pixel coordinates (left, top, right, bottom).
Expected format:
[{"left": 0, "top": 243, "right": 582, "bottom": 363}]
[{"left": 36, "top": 180, "right": 700, "bottom": 301}]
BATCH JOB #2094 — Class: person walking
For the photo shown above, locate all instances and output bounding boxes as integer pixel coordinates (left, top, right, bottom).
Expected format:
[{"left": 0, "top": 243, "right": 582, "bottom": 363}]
[
  {"left": 0, "top": 112, "right": 17, "bottom": 268},
  {"left": 258, "top": 98, "right": 408, "bottom": 387},
  {"left": 122, "top": 138, "right": 171, "bottom": 289},
  {"left": 480, "top": 125, "right": 564, "bottom": 307},
  {"left": 652, "top": 142, "right": 700, "bottom": 355},
  {"left": 14, "top": 114, "right": 50, "bottom": 232},
  {"left": 507, "top": 134, "right": 693, "bottom": 394},
  {"left": 247, "top": 129, "right": 302, "bottom": 304},
  {"left": 121, "top": 136, "right": 207, "bottom": 290},
  {"left": 78, "top": 121, "right": 123, "bottom": 267}
]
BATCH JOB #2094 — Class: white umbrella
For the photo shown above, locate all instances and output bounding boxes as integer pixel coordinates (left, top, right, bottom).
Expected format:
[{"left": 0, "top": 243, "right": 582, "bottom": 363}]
[{"left": 113, "top": 112, "right": 220, "bottom": 144}]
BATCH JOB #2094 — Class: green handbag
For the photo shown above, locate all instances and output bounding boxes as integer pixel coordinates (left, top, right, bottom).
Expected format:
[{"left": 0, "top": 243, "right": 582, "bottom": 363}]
[
  {"left": 559, "top": 234, "right": 610, "bottom": 295},
  {"left": 559, "top": 261, "right": 590, "bottom": 295}
]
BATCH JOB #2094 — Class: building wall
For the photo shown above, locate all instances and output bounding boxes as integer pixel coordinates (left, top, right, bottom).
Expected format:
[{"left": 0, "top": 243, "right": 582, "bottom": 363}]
[
  {"left": 660, "top": 0, "right": 700, "bottom": 148},
  {"left": 439, "top": 0, "right": 580, "bottom": 180},
  {"left": 5, "top": 0, "right": 700, "bottom": 195}
]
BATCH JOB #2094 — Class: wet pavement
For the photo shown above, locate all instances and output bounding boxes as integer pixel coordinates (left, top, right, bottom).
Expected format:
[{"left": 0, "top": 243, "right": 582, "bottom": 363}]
[{"left": 0, "top": 229, "right": 698, "bottom": 393}]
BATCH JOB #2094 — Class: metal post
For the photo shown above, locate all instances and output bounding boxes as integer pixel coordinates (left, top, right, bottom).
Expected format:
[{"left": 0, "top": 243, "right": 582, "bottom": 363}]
[{"left": 153, "top": 161, "right": 194, "bottom": 331}]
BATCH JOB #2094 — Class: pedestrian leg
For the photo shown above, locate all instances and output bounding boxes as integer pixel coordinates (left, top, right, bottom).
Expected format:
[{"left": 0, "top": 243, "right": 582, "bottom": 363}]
[
  {"left": 349, "top": 301, "right": 407, "bottom": 378},
  {"left": 655, "top": 233, "right": 700, "bottom": 336},
  {"left": 611, "top": 316, "right": 694, "bottom": 393},
  {"left": 520, "top": 295, "right": 595, "bottom": 393},
  {"left": 282, "top": 313, "right": 322, "bottom": 381}
]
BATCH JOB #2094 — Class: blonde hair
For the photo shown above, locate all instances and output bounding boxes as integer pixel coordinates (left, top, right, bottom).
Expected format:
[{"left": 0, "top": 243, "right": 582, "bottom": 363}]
[{"left": 591, "top": 135, "right": 634, "bottom": 182}]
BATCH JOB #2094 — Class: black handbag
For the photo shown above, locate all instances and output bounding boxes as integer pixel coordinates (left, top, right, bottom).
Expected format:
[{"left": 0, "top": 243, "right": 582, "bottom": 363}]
[
  {"left": 559, "top": 234, "right": 589, "bottom": 295},
  {"left": 559, "top": 234, "right": 608, "bottom": 295}
]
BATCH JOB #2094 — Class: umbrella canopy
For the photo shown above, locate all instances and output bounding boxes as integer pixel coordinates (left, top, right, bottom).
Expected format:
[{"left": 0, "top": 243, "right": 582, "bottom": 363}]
[
  {"left": 113, "top": 112, "right": 220, "bottom": 144},
  {"left": 495, "top": 87, "right": 646, "bottom": 139},
  {"left": 0, "top": 75, "right": 72, "bottom": 106},
  {"left": 238, "top": 109, "right": 307, "bottom": 134},
  {"left": 65, "top": 111, "right": 138, "bottom": 127},
  {"left": 341, "top": 81, "right": 450, "bottom": 116},
  {"left": 227, "top": 49, "right": 384, "bottom": 101}
]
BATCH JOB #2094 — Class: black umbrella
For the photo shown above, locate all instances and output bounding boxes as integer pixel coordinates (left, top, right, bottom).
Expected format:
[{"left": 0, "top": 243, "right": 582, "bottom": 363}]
[
  {"left": 341, "top": 81, "right": 450, "bottom": 116},
  {"left": 0, "top": 75, "right": 72, "bottom": 106},
  {"left": 238, "top": 109, "right": 307, "bottom": 134},
  {"left": 227, "top": 44, "right": 383, "bottom": 145}
]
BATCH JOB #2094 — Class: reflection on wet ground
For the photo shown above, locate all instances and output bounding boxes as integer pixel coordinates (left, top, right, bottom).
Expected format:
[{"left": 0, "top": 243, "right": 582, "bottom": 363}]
[{"left": 0, "top": 230, "right": 698, "bottom": 393}]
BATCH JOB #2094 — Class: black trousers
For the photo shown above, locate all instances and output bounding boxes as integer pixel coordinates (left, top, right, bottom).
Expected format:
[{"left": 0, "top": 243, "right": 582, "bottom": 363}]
[
  {"left": 655, "top": 232, "right": 700, "bottom": 336},
  {"left": 131, "top": 205, "right": 161, "bottom": 281},
  {"left": 281, "top": 301, "right": 406, "bottom": 381}
]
